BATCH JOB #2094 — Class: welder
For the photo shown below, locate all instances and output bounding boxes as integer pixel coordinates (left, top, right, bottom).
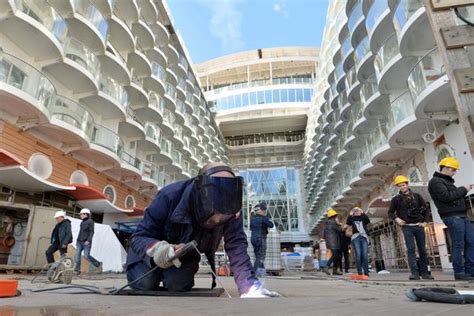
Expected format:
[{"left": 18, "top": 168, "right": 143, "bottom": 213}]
[{"left": 126, "top": 162, "right": 277, "bottom": 297}]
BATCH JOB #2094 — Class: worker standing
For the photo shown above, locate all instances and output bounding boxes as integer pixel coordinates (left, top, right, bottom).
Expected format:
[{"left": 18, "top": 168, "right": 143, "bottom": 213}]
[
  {"left": 250, "top": 203, "right": 274, "bottom": 276},
  {"left": 428, "top": 157, "right": 474, "bottom": 280},
  {"left": 74, "top": 208, "right": 102, "bottom": 275},
  {"left": 388, "top": 176, "right": 433, "bottom": 280}
]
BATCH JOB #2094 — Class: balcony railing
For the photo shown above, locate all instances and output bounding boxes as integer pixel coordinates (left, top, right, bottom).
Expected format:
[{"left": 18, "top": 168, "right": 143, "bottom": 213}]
[
  {"left": 374, "top": 33, "right": 399, "bottom": 76},
  {"left": 63, "top": 37, "right": 100, "bottom": 81},
  {"left": 151, "top": 62, "right": 166, "bottom": 82},
  {"left": 15, "top": 0, "right": 68, "bottom": 42},
  {"left": 348, "top": 0, "right": 363, "bottom": 33},
  {"left": 407, "top": 48, "right": 445, "bottom": 102},
  {"left": 119, "top": 148, "right": 141, "bottom": 170},
  {"left": 341, "top": 35, "right": 352, "bottom": 60},
  {"left": 99, "top": 74, "right": 128, "bottom": 108},
  {"left": 205, "top": 75, "right": 313, "bottom": 96},
  {"left": 393, "top": 0, "right": 424, "bottom": 37},
  {"left": 0, "top": 51, "right": 56, "bottom": 111},
  {"left": 165, "top": 81, "right": 177, "bottom": 100},
  {"left": 360, "top": 75, "right": 377, "bottom": 106},
  {"left": 388, "top": 90, "right": 415, "bottom": 130},
  {"left": 345, "top": 66, "right": 357, "bottom": 90},
  {"left": 354, "top": 37, "right": 370, "bottom": 68},
  {"left": 91, "top": 124, "right": 121, "bottom": 155},
  {"left": 226, "top": 132, "right": 305, "bottom": 146},
  {"left": 178, "top": 54, "right": 189, "bottom": 71},
  {"left": 149, "top": 92, "right": 164, "bottom": 114},
  {"left": 71, "top": 0, "right": 108, "bottom": 41},
  {"left": 365, "top": 0, "right": 389, "bottom": 35},
  {"left": 144, "top": 123, "right": 160, "bottom": 143},
  {"left": 52, "top": 95, "right": 94, "bottom": 136}
]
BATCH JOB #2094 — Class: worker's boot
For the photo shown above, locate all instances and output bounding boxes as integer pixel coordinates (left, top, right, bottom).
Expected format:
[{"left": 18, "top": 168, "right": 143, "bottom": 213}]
[
  {"left": 333, "top": 267, "right": 342, "bottom": 275},
  {"left": 322, "top": 267, "right": 330, "bottom": 275}
]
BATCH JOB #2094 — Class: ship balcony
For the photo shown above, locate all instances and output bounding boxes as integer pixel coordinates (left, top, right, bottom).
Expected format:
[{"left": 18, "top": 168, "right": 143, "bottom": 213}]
[{"left": 143, "top": 61, "right": 166, "bottom": 95}]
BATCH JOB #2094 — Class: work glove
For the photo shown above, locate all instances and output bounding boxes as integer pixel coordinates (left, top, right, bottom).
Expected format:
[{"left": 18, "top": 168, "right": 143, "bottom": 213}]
[
  {"left": 146, "top": 241, "right": 182, "bottom": 269},
  {"left": 240, "top": 281, "right": 281, "bottom": 298}
]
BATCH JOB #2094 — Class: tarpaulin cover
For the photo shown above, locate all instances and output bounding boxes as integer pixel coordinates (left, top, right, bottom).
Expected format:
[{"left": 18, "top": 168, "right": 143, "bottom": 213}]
[{"left": 69, "top": 217, "right": 126, "bottom": 272}]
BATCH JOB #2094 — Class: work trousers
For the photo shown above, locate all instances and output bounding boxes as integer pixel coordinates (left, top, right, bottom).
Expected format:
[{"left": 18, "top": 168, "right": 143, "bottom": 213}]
[
  {"left": 251, "top": 235, "right": 267, "bottom": 271},
  {"left": 401, "top": 225, "right": 429, "bottom": 276},
  {"left": 45, "top": 243, "right": 67, "bottom": 264},
  {"left": 74, "top": 241, "right": 101, "bottom": 272},
  {"left": 442, "top": 216, "right": 474, "bottom": 275}
]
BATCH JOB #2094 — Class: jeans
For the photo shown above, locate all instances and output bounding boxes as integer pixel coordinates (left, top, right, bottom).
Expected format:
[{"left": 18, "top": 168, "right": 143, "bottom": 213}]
[
  {"left": 442, "top": 216, "right": 474, "bottom": 275},
  {"left": 74, "top": 241, "right": 100, "bottom": 272},
  {"left": 401, "top": 225, "right": 429, "bottom": 275},
  {"left": 251, "top": 235, "right": 267, "bottom": 270},
  {"left": 326, "top": 249, "right": 341, "bottom": 271},
  {"left": 126, "top": 255, "right": 201, "bottom": 292},
  {"left": 339, "top": 246, "right": 350, "bottom": 272},
  {"left": 45, "top": 243, "right": 67, "bottom": 264},
  {"left": 351, "top": 236, "right": 369, "bottom": 275}
]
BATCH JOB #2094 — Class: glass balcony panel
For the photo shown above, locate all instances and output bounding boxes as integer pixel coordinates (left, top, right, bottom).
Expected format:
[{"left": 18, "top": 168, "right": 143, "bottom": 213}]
[
  {"left": 407, "top": 48, "right": 445, "bottom": 101},
  {"left": 178, "top": 54, "right": 189, "bottom": 70},
  {"left": 63, "top": 37, "right": 100, "bottom": 81},
  {"left": 178, "top": 77, "right": 186, "bottom": 90},
  {"left": 360, "top": 75, "right": 377, "bottom": 105},
  {"left": 348, "top": 0, "right": 363, "bottom": 33},
  {"left": 119, "top": 149, "right": 141, "bottom": 169},
  {"left": 335, "top": 62, "right": 344, "bottom": 81},
  {"left": 71, "top": 0, "right": 108, "bottom": 41},
  {"left": 374, "top": 34, "right": 399, "bottom": 76},
  {"left": 15, "top": 0, "right": 68, "bottom": 42},
  {"left": 0, "top": 52, "right": 56, "bottom": 111},
  {"left": 151, "top": 62, "right": 166, "bottom": 81},
  {"left": 91, "top": 125, "right": 121, "bottom": 154},
  {"left": 346, "top": 67, "right": 357, "bottom": 90},
  {"left": 99, "top": 75, "right": 128, "bottom": 107},
  {"left": 165, "top": 82, "right": 177, "bottom": 100},
  {"left": 52, "top": 96, "right": 94, "bottom": 136},
  {"left": 149, "top": 92, "right": 164, "bottom": 114},
  {"left": 176, "top": 99, "right": 185, "bottom": 115},
  {"left": 365, "top": 0, "right": 389, "bottom": 35},
  {"left": 388, "top": 90, "right": 415, "bottom": 129},
  {"left": 354, "top": 37, "right": 370, "bottom": 68},
  {"left": 393, "top": 0, "right": 424, "bottom": 38},
  {"left": 341, "top": 36, "right": 352, "bottom": 59}
]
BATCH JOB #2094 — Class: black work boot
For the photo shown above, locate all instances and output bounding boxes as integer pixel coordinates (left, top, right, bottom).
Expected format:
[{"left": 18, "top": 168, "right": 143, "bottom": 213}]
[
  {"left": 409, "top": 274, "right": 420, "bottom": 280},
  {"left": 421, "top": 274, "right": 434, "bottom": 280}
]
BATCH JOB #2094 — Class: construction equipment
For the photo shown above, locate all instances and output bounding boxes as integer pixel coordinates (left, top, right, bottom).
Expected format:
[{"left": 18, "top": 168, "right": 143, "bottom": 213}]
[{"left": 46, "top": 255, "right": 74, "bottom": 284}]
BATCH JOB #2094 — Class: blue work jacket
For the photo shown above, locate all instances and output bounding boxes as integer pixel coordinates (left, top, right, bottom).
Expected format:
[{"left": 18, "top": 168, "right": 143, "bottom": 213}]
[{"left": 126, "top": 179, "right": 257, "bottom": 294}]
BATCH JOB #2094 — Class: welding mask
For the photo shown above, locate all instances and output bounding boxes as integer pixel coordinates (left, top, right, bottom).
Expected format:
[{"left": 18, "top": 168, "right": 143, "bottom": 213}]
[{"left": 193, "top": 165, "right": 243, "bottom": 228}]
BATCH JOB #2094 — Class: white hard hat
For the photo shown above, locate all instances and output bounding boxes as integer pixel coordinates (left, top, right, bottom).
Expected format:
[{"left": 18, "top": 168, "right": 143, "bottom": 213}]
[
  {"left": 54, "top": 210, "right": 66, "bottom": 218},
  {"left": 79, "top": 208, "right": 91, "bottom": 215}
]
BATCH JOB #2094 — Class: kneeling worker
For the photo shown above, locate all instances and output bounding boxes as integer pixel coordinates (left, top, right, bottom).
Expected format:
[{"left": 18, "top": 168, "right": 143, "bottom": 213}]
[{"left": 126, "top": 162, "right": 277, "bottom": 297}]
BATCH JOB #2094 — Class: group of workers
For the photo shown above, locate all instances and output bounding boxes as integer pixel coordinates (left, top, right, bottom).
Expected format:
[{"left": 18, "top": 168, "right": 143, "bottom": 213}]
[
  {"left": 324, "top": 157, "right": 474, "bottom": 281},
  {"left": 44, "top": 156, "right": 472, "bottom": 296},
  {"left": 45, "top": 208, "right": 102, "bottom": 275}
]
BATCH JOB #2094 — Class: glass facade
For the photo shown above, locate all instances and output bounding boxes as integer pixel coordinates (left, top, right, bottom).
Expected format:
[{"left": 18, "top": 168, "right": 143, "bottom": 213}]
[
  {"left": 213, "top": 88, "right": 312, "bottom": 111},
  {"left": 240, "top": 167, "right": 300, "bottom": 232}
]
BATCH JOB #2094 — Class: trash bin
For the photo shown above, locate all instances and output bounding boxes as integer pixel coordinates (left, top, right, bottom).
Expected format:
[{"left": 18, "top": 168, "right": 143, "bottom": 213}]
[{"left": 375, "top": 259, "right": 385, "bottom": 272}]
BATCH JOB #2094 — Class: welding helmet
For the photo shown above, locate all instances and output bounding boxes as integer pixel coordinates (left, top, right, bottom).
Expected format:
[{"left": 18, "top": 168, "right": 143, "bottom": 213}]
[{"left": 193, "top": 165, "right": 243, "bottom": 228}]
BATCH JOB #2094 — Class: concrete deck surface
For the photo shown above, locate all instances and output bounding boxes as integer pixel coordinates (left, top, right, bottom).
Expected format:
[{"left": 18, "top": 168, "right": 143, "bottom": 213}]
[{"left": 1, "top": 271, "right": 473, "bottom": 315}]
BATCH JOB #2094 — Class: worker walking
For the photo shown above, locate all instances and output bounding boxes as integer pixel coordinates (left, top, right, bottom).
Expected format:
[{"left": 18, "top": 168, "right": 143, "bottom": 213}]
[
  {"left": 388, "top": 176, "right": 433, "bottom": 280},
  {"left": 126, "top": 162, "right": 278, "bottom": 297},
  {"left": 45, "top": 211, "right": 72, "bottom": 264},
  {"left": 323, "top": 209, "right": 342, "bottom": 275},
  {"left": 428, "top": 157, "right": 474, "bottom": 280},
  {"left": 250, "top": 203, "right": 274, "bottom": 276},
  {"left": 74, "top": 208, "right": 102, "bottom": 275}
]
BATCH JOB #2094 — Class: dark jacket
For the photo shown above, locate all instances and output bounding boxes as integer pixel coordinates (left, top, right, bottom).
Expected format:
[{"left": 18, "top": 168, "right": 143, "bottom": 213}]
[
  {"left": 77, "top": 217, "right": 95, "bottom": 242},
  {"left": 323, "top": 217, "right": 342, "bottom": 250},
  {"left": 428, "top": 172, "right": 468, "bottom": 218},
  {"left": 250, "top": 214, "right": 274, "bottom": 238},
  {"left": 126, "top": 179, "right": 257, "bottom": 294},
  {"left": 388, "top": 190, "right": 430, "bottom": 223},
  {"left": 346, "top": 214, "right": 370, "bottom": 236},
  {"left": 51, "top": 219, "right": 72, "bottom": 246}
]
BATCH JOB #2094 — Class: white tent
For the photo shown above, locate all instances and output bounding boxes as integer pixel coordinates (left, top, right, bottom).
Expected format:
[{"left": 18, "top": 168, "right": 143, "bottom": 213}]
[{"left": 68, "top": 217, "right": 126, "bottom": 272}]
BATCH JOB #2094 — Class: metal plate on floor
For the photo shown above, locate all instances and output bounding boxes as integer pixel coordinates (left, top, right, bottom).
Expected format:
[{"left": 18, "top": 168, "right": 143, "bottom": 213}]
[{"left": 116, "top": 288, "right": 225, "bottom": 297}]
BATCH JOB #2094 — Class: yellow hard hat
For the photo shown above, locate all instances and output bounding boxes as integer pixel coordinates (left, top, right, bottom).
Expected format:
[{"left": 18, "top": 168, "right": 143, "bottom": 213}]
[
  {"left": 394, "top": 175, "right": 409, "bottom": 186},
  {"left": 439, "top": 157, "right": 459, "bottom": 170},
  {"left": 327, "top": 209, "right": 337, "bottom": 217}
]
